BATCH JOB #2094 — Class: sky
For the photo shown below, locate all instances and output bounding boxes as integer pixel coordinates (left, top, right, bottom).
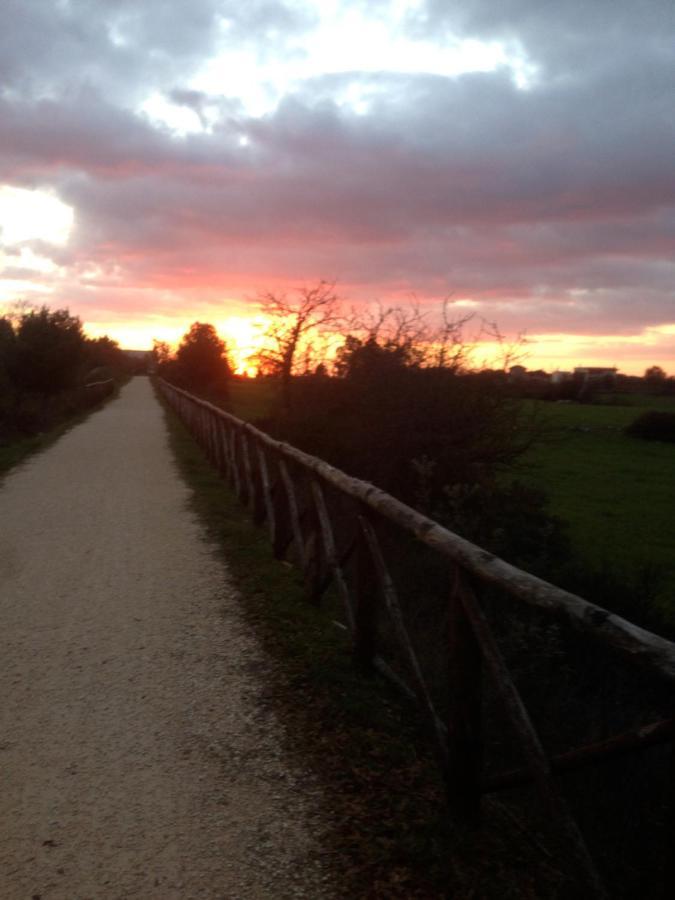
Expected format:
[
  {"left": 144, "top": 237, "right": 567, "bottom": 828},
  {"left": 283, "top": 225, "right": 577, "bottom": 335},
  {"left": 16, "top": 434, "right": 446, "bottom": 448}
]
[{"left": 0, "top": 0, "right": 674, "bottom": 374}]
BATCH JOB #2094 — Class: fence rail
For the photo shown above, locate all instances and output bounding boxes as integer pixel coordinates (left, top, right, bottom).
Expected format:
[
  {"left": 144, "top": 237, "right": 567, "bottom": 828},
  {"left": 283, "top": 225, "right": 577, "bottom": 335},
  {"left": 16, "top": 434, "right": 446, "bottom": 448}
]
[
  {"left": 159, "top": 377, "right": 675, "bottom": 897},
  {"left": 83, "top": 378, "right": 116, "bottom": 400}
]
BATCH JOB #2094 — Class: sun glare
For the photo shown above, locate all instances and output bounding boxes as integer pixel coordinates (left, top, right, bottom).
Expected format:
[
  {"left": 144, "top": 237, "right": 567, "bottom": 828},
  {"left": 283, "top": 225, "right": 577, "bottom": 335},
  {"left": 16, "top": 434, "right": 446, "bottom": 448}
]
[
  {"left": 85, "top": 314, "right": 270, "bottom": 375},
  {"left": 217, "top": 315, "right": 268, "bottom": 376},
  {"left": 0, "top": 186, "right": 74, "bottom": 246}
]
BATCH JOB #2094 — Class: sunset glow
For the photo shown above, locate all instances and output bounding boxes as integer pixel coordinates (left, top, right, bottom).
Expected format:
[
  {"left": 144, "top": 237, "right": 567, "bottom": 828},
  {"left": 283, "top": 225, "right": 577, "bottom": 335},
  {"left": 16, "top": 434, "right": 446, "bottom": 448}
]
[
  {"left": 215, "top": 316, "right": 269, "bottom": 376},
  {"left": 0, "top": 2, "right": 673, "bottom": 376},
  {"left": 0, "top": 187, "right": 74, "bottom": 247},
  {"left": 84, "top": 314, "right": 270, "bottom": 376}
]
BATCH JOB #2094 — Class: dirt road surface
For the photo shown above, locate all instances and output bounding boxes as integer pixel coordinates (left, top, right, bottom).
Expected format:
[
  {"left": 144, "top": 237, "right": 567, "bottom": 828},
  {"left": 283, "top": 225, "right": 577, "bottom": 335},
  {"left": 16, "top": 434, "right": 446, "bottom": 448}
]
[{"left": 0, "top": 377, "right": 332, "bottom": 899}]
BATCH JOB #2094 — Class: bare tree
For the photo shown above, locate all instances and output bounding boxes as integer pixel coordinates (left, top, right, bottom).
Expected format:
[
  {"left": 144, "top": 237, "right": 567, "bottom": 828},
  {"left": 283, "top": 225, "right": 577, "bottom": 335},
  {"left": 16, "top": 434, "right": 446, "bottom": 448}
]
[
  {"left": 425, "top": 299, "right": 474, "bottom": 371},
  {"left": 343, "top": 297, "right": 474, "bottom": 373},
  {"left": 478, "top": 319, "right": 529, "bottom": 372},
  {"left": 253, "top": 281, "right": 343, "bottom": 411}
]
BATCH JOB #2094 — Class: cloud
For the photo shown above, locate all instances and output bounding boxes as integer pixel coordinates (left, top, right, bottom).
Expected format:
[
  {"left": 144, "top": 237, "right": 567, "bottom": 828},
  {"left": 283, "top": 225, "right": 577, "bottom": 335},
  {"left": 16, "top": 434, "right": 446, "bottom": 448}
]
[
  {"left": 404, "top": 1, "right": 675, "bottom": 78},
  {"left": 0, "top": 0, "right": 311, "bottom": 105},
  {"left": 0, "top": 0, "right": 673, "bottom": 366}
]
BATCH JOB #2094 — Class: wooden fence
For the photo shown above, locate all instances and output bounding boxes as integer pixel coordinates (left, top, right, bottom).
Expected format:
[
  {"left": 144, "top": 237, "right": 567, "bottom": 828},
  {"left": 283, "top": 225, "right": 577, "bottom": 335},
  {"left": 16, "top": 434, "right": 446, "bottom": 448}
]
[
  {"left": 159, "top": 378, "right": 675, "bottom": 897},
  {"left": 84, "top": 378, "right": 115, "bottom": 397}
]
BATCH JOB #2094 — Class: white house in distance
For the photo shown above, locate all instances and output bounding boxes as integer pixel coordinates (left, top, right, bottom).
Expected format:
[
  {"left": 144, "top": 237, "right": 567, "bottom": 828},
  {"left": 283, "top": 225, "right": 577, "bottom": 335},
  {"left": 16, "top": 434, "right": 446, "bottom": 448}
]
[
  {"left": 573, "top": 366, "right": 618, "bottom": 385},
  {"left": 509, "top": 365, "right": 620, "bottom": 385}
]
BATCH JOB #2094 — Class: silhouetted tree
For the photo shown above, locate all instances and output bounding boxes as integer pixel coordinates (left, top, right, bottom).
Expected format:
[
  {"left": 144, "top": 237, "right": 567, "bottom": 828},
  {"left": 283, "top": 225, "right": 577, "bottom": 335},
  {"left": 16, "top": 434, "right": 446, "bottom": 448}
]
[
  {"left": 175, "top": 322, "right": 231, "bottom": 395},
  {"left": 0, "top": 316, "right": 15, "bottom": 371},
  {"left": 84, "top": 336, "right": 127, "bottom": 378},
  {"left": 9, "top": 306, "right": 86, "bottom": 394},
  {"left": 334, "top": 334, "right": 417, "bottom": 381},
  {"left": 254, "top": 281, "right": 343, "bottom": 411},
  {"left": 0, "top": 317, "right": 16, "bottom": 423},
  {"left": 644, "top": 365, "right": 668, "bottom": 392}
]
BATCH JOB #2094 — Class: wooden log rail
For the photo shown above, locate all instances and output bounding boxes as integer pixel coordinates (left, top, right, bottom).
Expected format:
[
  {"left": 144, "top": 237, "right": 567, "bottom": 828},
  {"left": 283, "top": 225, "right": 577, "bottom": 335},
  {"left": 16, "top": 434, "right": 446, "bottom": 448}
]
[
  {"left": 84, "top": 378, "right": 115, "bottom": 396},
  {"left": 158, "top": 378, "right": 675, "bottom": 897}
]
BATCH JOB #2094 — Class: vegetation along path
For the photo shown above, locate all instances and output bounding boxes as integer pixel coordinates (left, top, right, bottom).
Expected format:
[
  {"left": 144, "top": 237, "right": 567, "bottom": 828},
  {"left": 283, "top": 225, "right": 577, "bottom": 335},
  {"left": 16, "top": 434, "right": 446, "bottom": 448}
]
[{"left": 0, "top": 376, "right": 332, "bottom": 899}]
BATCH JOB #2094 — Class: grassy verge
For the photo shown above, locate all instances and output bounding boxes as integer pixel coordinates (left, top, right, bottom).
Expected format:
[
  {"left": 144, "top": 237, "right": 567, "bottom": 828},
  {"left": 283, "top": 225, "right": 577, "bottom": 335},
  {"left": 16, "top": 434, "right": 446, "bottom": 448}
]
[
  {"left": 517, "top": 397, "right": 675, "bottom": 615},
  {"left": 227, "top": 376, "right": 277, "bottom": 421},
  {"left": 0, "top": 378, "right": 127, "bottom": 480},
  {"left": 159, "top": 389, "right": 573, "bottom": 899}
]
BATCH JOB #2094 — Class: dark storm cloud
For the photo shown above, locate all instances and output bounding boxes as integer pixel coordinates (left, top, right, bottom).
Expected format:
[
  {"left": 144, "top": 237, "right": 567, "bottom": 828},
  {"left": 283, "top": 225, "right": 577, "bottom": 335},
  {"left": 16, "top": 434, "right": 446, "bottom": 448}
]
[{"left": 1, "top": 0, "right": 674, "bottom": 346}]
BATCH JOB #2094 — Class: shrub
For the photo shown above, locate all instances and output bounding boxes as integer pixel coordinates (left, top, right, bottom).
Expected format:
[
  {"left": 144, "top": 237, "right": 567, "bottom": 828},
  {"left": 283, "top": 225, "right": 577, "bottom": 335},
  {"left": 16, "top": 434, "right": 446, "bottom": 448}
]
[
  {"left": 625, "top": 410, "right": 675, "bottom": 443},
  {"left": 261, "top": 367, "right": 542, "bottom": 512}
]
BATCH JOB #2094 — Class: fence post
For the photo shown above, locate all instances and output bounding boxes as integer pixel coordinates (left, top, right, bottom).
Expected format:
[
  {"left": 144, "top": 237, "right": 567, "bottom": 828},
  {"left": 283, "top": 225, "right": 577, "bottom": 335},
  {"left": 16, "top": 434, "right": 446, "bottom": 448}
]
[
  {"left": 353, "top": 513, "right": 378, "bottom": 673},
  {"left": 205, "top": 410, "right": 216, "bottom": 464},
  {"left": 446, "top": 570, "right": 483, "bottom": 824},
  {"left": 279, "top": 460, "right": 308, "bottom": 571},
  {"left": 217, "top": 417, "right": 231, "bottom": 478},
  {"left": 240, "top": 430, "right": 255, "bottom": 509},
  {"left": 311, "top": 479, "right": 356, "bottom": 631},
  {"left": 227, "top": 429, "right": 239, "bottom": 492},
  {"left": 663, "top": 736, "right": 675, "bottom": 899},
  {"left": 256, "top": 444, "right": 277, "bottom": 544},
  {"left": 301, "top": 495, "right": 325, "bottom": 605},
  {"left": 237, "top": 430, "right": 251, "bottom": 504},
  {"left": 271, "top": 454, "right": 293, "bottom": 559},
  {"left": 247, "top": 434, "right": 266, "bottom": 526},
  {"left": 455, "top": 574, "right": 607, "bottom": 897}
]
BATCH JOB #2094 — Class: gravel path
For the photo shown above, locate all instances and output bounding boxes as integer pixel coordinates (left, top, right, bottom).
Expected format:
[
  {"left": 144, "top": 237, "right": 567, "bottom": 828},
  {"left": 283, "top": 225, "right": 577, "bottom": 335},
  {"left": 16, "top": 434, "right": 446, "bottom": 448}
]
[{"left": 0, "top": 377, "right": 332, "bottom": 900}]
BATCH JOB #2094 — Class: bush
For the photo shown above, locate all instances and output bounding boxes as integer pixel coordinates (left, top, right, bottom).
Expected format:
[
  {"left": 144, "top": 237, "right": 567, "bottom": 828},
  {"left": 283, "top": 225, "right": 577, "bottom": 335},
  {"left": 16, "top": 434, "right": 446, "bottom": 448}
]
[
  {"left": 261, "top": 367, "right": 539, "bottom": 510},
  {"left": 436, "top": 480, "right": 571, "bottom": 574},
  {"left": 625, "top": 411, "right": 675, "bottom": 443}
]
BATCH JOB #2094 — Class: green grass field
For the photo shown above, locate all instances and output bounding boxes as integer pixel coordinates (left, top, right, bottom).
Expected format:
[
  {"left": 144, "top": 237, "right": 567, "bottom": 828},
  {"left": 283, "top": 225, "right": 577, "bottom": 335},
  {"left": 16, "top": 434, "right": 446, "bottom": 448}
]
[
  {"left": 227, "top": 376, "right": 276, "bottom": 422},
  {"left": 517, "top": 396, "right": 675, "bottom": 609}
]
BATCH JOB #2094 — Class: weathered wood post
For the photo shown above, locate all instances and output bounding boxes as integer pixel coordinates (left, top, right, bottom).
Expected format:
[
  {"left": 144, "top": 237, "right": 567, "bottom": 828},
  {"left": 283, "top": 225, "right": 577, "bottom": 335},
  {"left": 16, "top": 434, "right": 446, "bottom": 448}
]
[
  {"left": 234, "top": 428, "right": 249, "bottom": 504},
  {"left": 208, "top": 411, "right": 220, "bottom": 468},
  {"left": 239, "top": 430, "right": 256, "bottom": 509},
  {"left": 663, "top": 735, "right": 675, "bottom": 899},
  {"left": 445, "top": 569, "right": 483, "bottom": 823},
  {"left": 246, "top": 432, "right": 267, "bottom": 526},
  {"left": 256, "top": 444, "right": 277, "bottom": 544},
  {"left": 301, "top": 492, "right": 325, "bottom": 605},
  {"left": 227, "top": 429, "right": 239, "bottom": 492},
  {"left": 271, "top": 454, "right": 293, "bottom": 560},
  {"left": 198, "top": 407, "right": 206, "bottom": 447},
  {"left": 279, "top": 460, "right": 307, "bottom": 570},
  {"left": 204, "top": 409, "right": 215, "bottom": 464},
  {"left": 353, "top": 513, "right": 379, "bottom": 673},
  {"left": 311, "top": 479, "right": 356, "bottom": 631},
  {"left": 217, "top": 417, "right": 231, "bottom": 479}
]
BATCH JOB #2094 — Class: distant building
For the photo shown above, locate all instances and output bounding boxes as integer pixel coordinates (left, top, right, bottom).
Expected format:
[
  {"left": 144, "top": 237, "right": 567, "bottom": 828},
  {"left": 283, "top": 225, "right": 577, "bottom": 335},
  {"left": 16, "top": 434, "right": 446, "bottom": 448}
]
[
  {"left": 574, "top": 366, "right": 618, "bottom": 385},
  {"left": 551, "top": 370, "right": 572, "bottom": 384},
  {"left": 508, "top": 365, "right": 528, "bottom": 380}
]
